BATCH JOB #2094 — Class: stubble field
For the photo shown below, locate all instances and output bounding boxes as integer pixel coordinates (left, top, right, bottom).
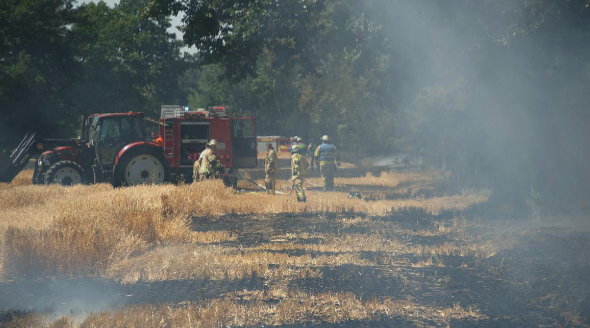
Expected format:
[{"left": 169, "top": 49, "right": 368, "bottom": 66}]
[{"left": 1, "top": 159, "right": 589, "bottom": 327}]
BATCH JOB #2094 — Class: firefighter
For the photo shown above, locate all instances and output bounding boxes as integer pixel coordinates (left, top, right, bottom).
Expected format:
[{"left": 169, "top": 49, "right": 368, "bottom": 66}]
[
  {"left": 194, "top": 139, "right": 221, "bottom": 181},
  {"left": 291, "top": 149, "right": 308, "bottom": 202},
  {"left": 289, "top": 136, "right": 306, "bottom": 155},
  {"left": 264, "top": 143, "right": 279, "bottom": 195},
  {"left": 307, "top": 137, "right": 317, "bottom": 170},
  {"left": 151, "top": 132, "right": 164, "bottom": 147},
  {"left": 314, "top": 135, "right": 340, "bottom": 191}
]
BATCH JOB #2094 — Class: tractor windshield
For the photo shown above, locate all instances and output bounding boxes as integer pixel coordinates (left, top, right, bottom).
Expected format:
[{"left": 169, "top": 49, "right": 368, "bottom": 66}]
[
  {"left": 96, "top": 116, "right": 144, "bottom": 167},
  {"left": 100, "top": 119, "right": 121, "bottom": 142}
]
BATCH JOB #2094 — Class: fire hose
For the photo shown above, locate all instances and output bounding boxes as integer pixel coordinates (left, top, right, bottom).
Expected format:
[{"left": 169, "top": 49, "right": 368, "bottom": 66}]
[{"left": 237, "top": 170, "right": 286, "bottom": 195}]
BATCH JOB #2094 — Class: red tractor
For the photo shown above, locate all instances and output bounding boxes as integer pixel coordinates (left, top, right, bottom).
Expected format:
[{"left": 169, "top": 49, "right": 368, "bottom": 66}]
[{"left": 0, "top": 106, "right": 257, "bottom": 187}]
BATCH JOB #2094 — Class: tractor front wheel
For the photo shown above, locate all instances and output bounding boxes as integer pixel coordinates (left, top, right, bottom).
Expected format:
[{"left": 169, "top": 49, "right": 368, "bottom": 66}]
[
  {"left": 44, "top": 160, "right": 85, "bottom": 186},
  {"left": 114, "top": 148, "right": 170, "bottom": 187}
]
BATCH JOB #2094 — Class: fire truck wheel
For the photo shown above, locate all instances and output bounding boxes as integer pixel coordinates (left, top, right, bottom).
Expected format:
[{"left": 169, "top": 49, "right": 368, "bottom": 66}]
[
  {"left": 44, "top": 160, "right": 85, "bottom": 186},
  {"left": 114, "top": 148, "right": 170, "bottom": 187}
]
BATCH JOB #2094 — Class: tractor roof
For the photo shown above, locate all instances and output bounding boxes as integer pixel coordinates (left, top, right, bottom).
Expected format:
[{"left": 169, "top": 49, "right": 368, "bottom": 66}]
[{"left": 90, "top": 112, "right": 144, "bottom": 119}]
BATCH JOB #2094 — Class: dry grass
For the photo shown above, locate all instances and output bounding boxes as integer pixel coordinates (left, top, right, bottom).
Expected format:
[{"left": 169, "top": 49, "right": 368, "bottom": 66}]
[
  {"left": 0, "top": 177, "right": 235, "bottom": 278},
  {"left": 255, "top": 232, "right": 505, "bottom": 259},
  {"left": 5, "top": 291, "right": 485, "bottom": 328},
  {"left": 1, "top": 168, "right": 524, "bottom": 328},
  {"left": 106, "top": 244, "right": 365, "bottom": 283},
  {"left": 335, "top": 170, "right": 435, "bottom": 189},
  {"left": 0, "top": 169, "right": 488, "bottom": 278},
  {"left": 163, "top": 179, "right": 488, "bottom": 217}
]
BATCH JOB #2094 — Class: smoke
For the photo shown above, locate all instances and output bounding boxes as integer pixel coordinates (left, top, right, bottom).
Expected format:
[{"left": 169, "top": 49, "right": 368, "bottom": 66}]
[
  {"left": 374, "top": 0, "right": 590, "bottom": 213},
  {"left": 0, "top": 278, "right": 126, "bottom": 321}
]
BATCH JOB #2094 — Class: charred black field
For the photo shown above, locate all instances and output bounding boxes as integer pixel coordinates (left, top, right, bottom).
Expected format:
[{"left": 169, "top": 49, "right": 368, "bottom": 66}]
[{"left": 1, "top": 161, "right": 589, "bottom": 327}]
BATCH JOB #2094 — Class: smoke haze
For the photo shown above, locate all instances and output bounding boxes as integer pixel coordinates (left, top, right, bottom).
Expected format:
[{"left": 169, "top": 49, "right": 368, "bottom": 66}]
[{"left": 370, "top": 0, "right": 590, "bottom": 213}]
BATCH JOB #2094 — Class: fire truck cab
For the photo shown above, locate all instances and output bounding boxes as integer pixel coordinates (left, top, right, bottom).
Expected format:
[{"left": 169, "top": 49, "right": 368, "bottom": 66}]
[{"left": 158, "top": 105, "right": 257, "bottom": 185}]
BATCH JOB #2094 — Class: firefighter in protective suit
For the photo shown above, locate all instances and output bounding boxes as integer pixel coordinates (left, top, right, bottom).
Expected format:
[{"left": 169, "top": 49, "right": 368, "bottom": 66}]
[
  {"left": 264, "top": 143, "right": 279, "bottom": 195},
  {"left": 314, "top": 135, "right": 340, "bottom": 191},
  {"left": 194, "top": 139, "right": 222, "bottom": 181},
  {"left": 291, "top": 150, "right": 308, "bottom": 202},
  {"left": 289, "top": 136, "right": 306, "bottom": 155}
]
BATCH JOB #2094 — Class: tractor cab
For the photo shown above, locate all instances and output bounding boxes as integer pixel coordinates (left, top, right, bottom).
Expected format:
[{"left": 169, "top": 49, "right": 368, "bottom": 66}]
[
  {"left": 86, "top": 113, "right": 147, "bottom": 168},
  {"left": 81, "top": 112, "right": 169, "bottom": 186}
]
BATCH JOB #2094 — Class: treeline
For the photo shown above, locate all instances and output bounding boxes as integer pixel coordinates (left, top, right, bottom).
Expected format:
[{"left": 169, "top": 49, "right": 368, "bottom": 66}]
[
  {"left": 3, "top": 0, "right": 590, "bottom": 207},
  {"left": 0, "top": 0, "right": 188, "bottom": 149}
]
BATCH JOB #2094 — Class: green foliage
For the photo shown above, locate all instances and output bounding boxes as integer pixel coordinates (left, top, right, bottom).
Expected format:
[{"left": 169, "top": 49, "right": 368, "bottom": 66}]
[
  {"left": 173, "top": 0, "right": 393, "bottom": 157},
  {"left": 0, "top": 0, "right": 188, "bottom": 151},
  {"left": 400, "top": 85, "right": 466, "bottom": 169},
  {"left": 71, "top": 0, "right": 188, "bottom": 118},
  {"left": 0, "top": 0, "right": 78, "bottom": 149}
]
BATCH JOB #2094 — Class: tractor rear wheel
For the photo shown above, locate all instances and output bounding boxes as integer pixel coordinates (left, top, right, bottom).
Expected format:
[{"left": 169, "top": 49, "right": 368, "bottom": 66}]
[
  {"left": 44, "top": 160, "right": 85, "bottom": 186},
  {"left": 113, "top": 148, "right": 170, "bottom": 187}
]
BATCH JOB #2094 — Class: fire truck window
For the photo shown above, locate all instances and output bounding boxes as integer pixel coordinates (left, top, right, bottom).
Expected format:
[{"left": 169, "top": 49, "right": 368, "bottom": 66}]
[
  {"left": 233, "top": 120, "right": 254, "bottom": 138},
  {"left": 181, "top": 125, "right": 209, "bottom": 141}
]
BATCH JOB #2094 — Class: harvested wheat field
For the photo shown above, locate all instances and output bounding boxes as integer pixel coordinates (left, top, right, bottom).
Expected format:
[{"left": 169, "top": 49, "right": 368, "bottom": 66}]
[{"left": 1, "top": 162, "right": 589, "bottom": 327}]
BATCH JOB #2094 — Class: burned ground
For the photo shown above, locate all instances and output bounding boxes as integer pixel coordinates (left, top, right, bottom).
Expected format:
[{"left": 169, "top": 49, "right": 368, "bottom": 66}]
[{"left": 0, "top": 164, "right": 589, "bottom": 327}]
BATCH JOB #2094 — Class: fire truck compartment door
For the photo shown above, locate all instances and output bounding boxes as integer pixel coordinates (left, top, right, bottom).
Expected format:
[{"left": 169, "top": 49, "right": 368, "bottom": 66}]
[{"left": 231, "top": 118, "right": 257, "bottom": 168}]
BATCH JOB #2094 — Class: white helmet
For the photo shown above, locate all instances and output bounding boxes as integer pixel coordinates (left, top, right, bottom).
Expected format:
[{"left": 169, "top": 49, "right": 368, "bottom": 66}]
[
  {"left": 208, "top": 139, "right": 218, "bottom": 146},
  {"left": 321, "top": 135, "right": 330, "bottom": 142}
]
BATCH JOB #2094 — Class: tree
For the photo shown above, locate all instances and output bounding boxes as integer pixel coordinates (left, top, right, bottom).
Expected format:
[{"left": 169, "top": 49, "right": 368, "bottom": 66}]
[
  {"left": 0, "top": 0, "right": 79, "bottom": 150},
  {"left": 71, "top": 0, "right": 189, "bottom": 118},
  {"left": 0, "top": 0, "right": 191, "bottom": 153}
]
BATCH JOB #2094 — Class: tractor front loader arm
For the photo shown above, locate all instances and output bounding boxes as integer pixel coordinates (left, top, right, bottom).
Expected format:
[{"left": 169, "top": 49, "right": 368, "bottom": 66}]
[
  {"left": 0, "top": 133, "right": 41, "bottom": 183},
  {"left": 0, "top": 133, "right": 77, "bottom": 183}
]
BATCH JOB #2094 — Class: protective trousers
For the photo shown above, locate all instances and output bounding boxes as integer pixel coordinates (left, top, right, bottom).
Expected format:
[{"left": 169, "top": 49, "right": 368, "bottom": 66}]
[
  {"left": 192, "top": 162, "right": 200, "bottom": 182},
  {"left": 293, "top": 177, "right": 306, "bottom": 201},
  {"left": 319, "top": 163, "right": 336, "bottom": 191},
  {"left": 265, "top": 173, "right": 276, "bottom": 195},
  {"left": 199, "top": 172, "right": 212, "bottom": 181}
]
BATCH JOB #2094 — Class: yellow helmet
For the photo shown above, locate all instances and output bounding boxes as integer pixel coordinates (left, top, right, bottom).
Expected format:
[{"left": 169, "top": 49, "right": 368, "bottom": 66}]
[{"left": 208, "top": 139, "right": 218, "bottom": 146}]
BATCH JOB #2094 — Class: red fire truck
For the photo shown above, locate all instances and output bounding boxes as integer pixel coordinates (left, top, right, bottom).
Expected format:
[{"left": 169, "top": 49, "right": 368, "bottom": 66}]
[
  {"left": 256, "top": 136, "right": 292, "bottom": 154},
  {"left": 157, "top": 105, "right": 257, "bottom": 186}
]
